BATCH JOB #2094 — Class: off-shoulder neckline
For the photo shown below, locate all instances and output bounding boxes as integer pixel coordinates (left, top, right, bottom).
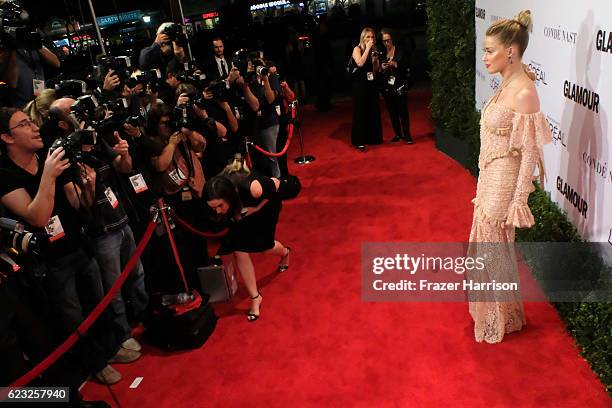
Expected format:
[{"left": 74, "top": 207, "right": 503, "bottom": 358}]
[{"left": 487, "top": 102, "right": 544, "bottom": 117}]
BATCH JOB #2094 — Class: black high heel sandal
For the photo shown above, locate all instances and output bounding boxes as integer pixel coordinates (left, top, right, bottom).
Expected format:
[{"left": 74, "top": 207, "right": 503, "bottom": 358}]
[
  {"left": 277, "top": 247, "right": 291, "bottom": 272},
  {"left": 247, "top": 293, "right": 262, "bottom": 322}
]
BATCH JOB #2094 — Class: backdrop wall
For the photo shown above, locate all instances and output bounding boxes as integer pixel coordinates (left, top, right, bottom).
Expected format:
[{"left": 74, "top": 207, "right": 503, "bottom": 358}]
[{"left": 474, "top": 0, "right": 612, "bottom": 246}]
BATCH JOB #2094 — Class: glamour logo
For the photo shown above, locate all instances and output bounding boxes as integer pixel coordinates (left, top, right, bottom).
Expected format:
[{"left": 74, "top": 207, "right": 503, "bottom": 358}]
[
  {"left": 582, "top": 151, "right": 610, "bottom": 183},
  {"left": 490, "top": 15, "right": 503, "bottom": 23},
  {"left": 544, "top": 26, "right": 577, "bottom": 44},
  {"left": 595, "top": 30, "right": 612, "bottom": 54},
  {"left": 546, "top": 115, "right": 567, "bottom": 150},
  {"left": 563, "top": 81, "right": 600, "bottom": 113},
  {"left": 556, "top": 176, "right": 588, "bottom": 219},
  {"left": 528, "top": 61, "right": 548, "bottom": 86},
  {"left": 475, "top": 7, "right": 485, "bottom": 20}
]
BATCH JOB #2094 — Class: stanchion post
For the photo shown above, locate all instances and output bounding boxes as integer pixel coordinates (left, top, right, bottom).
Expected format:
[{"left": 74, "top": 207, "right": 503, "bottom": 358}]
[{"left": 292, "top": 100, "right": 316, "bottom": 165}]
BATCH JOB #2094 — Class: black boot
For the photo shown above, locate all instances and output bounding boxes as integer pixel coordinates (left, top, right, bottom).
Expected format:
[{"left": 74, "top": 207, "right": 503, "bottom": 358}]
[{"left": 404, "top": 134, "right": 414, "bottom": 145}]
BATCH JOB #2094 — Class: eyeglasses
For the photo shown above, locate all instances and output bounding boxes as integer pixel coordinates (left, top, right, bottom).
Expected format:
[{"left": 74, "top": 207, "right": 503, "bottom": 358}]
[
  {"left": 9, "top": 119, "right": 37, "bottom": 130},
  {"left": 382, "top": 39, "right": 392, "bottom": 43}
]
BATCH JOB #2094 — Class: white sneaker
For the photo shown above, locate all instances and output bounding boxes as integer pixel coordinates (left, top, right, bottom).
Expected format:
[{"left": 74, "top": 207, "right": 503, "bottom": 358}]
[{"left": 121, "top": 337, "right": 142, "bottom": 352}]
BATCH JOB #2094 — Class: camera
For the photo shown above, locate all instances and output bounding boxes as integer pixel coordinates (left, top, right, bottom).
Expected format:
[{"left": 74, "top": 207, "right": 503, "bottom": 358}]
[
  {"left": 97, "top": 55, "right": 132, "bottom": 88},
  {"left": 0, "top": 217, "right": 47, "bottom": 256},
  {"left": 170, "top": 103, "right": 196, "bottom": 131},
  {"left": 49, "top": 79, "right": 88, "bottom": 98},
  {"left": 176, "top": 70, "right": 207, "bottom": 89},
  {"left": 162, "top": 23, "right": 188, "bottom": 47},
  {"left": 231, "top": 49, "right": 264, "bottom": 78},
  {"left": 49, "top": 128, "right": 96, "bottom": 166},
  {"left": 206, "top": 79, "right": 229, "bottom": 101},
  {"left": 70, "top": 94, "right": 103, "bottom": 124},
  {"left": 126, "top": 69, "right": 162, "bottom": 91},
  {"left": 0, "top": 1, "right": 43, "bottom": 51}
]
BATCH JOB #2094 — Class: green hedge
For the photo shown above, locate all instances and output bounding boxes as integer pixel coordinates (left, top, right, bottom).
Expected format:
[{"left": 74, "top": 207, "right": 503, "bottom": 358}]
[{"left": 427, "top": 0, "right": 611, "bottom": 393}]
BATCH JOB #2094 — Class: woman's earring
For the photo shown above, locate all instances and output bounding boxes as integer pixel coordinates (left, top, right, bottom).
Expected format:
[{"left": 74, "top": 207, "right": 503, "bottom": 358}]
[{"left": 508, "top": 55, "right": 513, "bottom": 64}]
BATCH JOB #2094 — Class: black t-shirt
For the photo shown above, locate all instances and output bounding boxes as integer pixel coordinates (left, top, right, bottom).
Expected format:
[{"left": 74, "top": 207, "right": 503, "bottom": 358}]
[
  {"left": 0, "top": 154, "right": 85, "bottom": 258},
  {"left": 89, "top": 139, "right": 129, "bottom": 236},
  {"left": 248, "top": 75, "right": 281, "bottom": 130}
]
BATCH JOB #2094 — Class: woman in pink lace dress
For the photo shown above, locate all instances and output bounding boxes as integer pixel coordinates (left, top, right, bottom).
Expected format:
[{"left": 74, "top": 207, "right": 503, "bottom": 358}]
[{"left": 468, "top": 10, "right": 552, "bottom": 343}]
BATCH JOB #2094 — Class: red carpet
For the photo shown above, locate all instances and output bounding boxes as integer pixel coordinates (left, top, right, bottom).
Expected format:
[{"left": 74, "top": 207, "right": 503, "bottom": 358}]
[{"left": 81, "top": 91, "right": 609, "bottom": 407}]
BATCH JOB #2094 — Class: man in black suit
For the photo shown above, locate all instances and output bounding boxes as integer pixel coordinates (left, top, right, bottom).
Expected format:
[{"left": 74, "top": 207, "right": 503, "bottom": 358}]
[{"left": 205, "top": 37, "right": 231, "bottom": 81}]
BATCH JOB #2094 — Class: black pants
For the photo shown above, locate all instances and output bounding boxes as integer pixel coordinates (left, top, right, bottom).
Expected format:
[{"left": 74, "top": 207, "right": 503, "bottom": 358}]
[
  {"left": 0, "top": 274, "right": 86, "bottom": 390},
  {"left": 383, "top": 91, "right": 411, "bottom": 138},
  {"left": 45, "top": 250, "right": 118, "bottom": 374}
]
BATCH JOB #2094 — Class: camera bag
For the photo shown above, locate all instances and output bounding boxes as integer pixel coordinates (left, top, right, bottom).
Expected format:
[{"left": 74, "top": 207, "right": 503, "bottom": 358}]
[{"left": 143, "top": 290, "right": 218, "bottom": 350}]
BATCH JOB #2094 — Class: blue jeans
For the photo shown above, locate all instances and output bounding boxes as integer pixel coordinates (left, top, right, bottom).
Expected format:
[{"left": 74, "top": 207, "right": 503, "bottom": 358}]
[
  {"left": 257, "top": 124, "right": 281, "bottom": 178},
  {"left": 94, "top": 224, "right": 149, "bottom": 343}
]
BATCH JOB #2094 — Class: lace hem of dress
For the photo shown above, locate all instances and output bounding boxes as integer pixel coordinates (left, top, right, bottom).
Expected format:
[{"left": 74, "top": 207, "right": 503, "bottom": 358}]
[{"left": 472, "top": 302, "right": 526, "bottom": 344}]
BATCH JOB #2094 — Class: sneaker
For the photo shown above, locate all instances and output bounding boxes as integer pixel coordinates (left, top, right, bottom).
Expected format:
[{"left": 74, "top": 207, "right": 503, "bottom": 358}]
[
  {"left": 109, "top": 347, "right": 141, "bottom": 364},
  {"left": 404, "top": 136, "right": 414, "bottom": 145},
  {"left": 121, "top": 337, "right": 142, "bottom": 352},
  {"left": 94, "top": 365, "right": 121, "bottom": 385}
]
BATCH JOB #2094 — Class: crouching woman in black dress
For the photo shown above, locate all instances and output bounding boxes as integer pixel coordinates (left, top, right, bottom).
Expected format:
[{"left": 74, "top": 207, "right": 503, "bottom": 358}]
[{"left": 205, "top": 155, "right": 291, "bottom": 322}]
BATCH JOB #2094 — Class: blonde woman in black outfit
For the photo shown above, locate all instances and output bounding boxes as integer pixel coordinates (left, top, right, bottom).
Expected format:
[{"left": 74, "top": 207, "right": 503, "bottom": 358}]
[{"left": 351, "top": 27, "right": 383, "bottom": 152}]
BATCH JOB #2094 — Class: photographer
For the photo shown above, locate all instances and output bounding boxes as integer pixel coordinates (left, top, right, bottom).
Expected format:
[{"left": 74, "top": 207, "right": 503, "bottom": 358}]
[
  {"left": 12, "top": 43, "right": 60, "bottom": 109},
  {"left": 232, "top": 55, "right": 282, "bottom": 178},
  {"left": 205, "top": 155, "right": 291, "bottom": 322},
  {"left": 144, "top": 102, "right": 209, "bottom": 291},
  {"left": 379, "top": 28, "right": 413, "bottom": 144},
  {"left": 139, "top": 22, "right": 187, "bottom": 74},
  {"left": 0, "top": 107, "right": 134, "bottom": 385},
  {"left": 23, "top": 88, "right": 57, "bottom": 127},
  {"left": 48, "top": 98, "right": 149, "bottom": 357}
]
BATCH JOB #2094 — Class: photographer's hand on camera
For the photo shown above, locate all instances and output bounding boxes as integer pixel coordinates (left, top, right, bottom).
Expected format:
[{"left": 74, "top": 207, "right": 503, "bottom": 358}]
[
  {"left": 123, "top": 123, "right": 141, "bottom": 138},
  {"left": 43, "top": 147, "right": 71, "bottom": 181},
  {"left": 177, "top": 92, "right": 190, "bottom": 106},
  {"left": 103, "top": 70, "right": 120, "bottom": 92}
]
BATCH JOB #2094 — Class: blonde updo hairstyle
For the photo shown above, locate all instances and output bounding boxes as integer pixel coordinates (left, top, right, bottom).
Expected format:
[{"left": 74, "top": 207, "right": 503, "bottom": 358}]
[
  {"left": 221, "top": 153, "right": 251, "bottom": 186},
  {"left": 486, "top": 10, "right": 536, "bottom": 80}
]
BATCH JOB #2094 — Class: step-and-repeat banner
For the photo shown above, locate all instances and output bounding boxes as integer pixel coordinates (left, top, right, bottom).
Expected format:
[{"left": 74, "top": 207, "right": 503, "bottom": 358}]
[{"left": 474, "top": 0, "right": 612, "bottom": 247}]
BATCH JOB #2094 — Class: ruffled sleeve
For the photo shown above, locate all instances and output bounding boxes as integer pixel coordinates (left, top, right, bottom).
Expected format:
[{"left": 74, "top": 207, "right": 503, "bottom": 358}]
[{"left": 506, "top": 112, "right": 552, "bottom": 228}]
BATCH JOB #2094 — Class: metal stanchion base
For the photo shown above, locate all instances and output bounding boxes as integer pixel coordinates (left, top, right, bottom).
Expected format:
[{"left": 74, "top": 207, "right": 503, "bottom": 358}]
[{"left": 294, "top": 155, "right": 316, "bottom": 164}]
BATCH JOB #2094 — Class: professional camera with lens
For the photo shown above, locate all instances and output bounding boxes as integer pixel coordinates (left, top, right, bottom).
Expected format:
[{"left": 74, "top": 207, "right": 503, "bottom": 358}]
[
  {"left": 0, "top": 0, "right": 43, "bottom": 51},
  {"left": 176, "top": 69, "right": 207, "bottom": 89},
  {"left": 126, "top": 69, "right": 162, "bottom": 91},
  {"left": 231, "top": 49, "right": 265, "bottom": 79},
  {"left": 70, "top": 94, "right": 103, "bottom": 124},
  {"left": 49, "top": 79, "right": 88, "bottom": 98},
  {"left": 0, "top": 217, "right": 48, "bottom": 256},
  {"left": 97, "top": 55, "right": 132, "bottom": 87},
  {"left": 206, "top": 79, "right": 229, "bottom": 101},
  {"left": 170, "top": 103, "right": 195, "bottom": 130},
  {"left": 49, "top": 128, "right": 96, "bottom": 166},
  {"left": 162, "top": 23, "right": 188, "bottom": 47}
]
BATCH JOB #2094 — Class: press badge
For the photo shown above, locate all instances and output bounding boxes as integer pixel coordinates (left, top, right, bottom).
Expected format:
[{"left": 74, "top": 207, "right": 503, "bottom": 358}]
[
  {"left": 367, "top": 72, "right": 374, "bottom": 81},
  {"left": 169, "top": 168, "right": 186, "bottom": 185},
  {"left": 129, "top": 173, "right": 148, "bottom": 193},
  {"left": 104, "top": 187, "right": 119, "bottom": 209},
  {"left": 45, "top": 215, "right": 65, "bottom": 242},
  {"left": 275, "top": 105, "right": 281, "bottom": 116},
  {"left": 33, "top": 79, "right": 45, "bottom": 96},
  {"left": 181, "top": 187, "right": 193, "bottom": 201},
  {"left": 388, "top": 76, "right": 396, "bottom": 86}
]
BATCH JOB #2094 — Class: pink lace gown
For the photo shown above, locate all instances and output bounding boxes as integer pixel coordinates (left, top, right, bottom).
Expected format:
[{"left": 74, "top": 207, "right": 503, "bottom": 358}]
[{"left": 468, "top": 99, "right": 552, "bottom": 344}]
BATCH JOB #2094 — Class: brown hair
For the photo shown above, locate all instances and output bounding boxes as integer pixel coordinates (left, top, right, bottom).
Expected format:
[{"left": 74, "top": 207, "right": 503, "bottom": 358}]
[{"left": 486, "top": 10, "right": 532, "bottom": 57}]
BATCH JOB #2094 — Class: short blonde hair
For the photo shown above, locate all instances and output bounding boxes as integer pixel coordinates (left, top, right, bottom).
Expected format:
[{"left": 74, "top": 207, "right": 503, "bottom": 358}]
[
  {"left": 358, "top": 27, "right": 376, "bottom": 50},
  {"left": 23, "top": 89, "right": 57, "bottom": 126}
]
